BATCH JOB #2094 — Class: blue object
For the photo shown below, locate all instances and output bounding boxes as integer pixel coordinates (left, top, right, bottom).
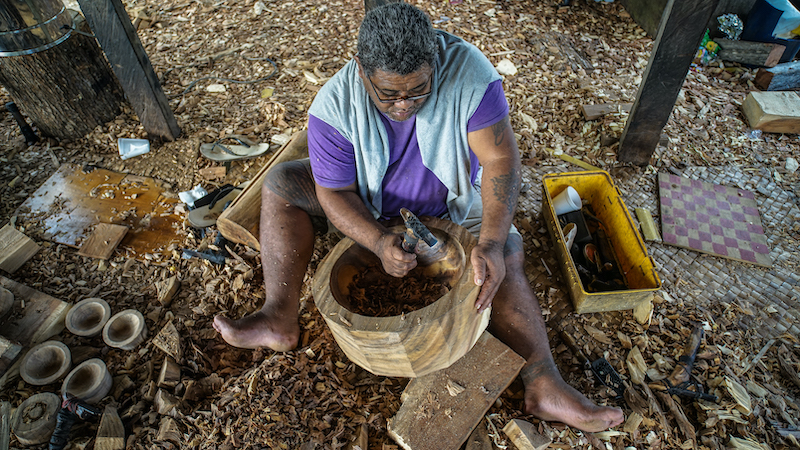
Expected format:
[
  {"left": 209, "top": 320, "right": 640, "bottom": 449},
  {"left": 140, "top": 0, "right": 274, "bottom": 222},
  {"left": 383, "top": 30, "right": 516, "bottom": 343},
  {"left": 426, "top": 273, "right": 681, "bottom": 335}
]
[{"left": 741, "top": 0, "right": 800, "bottom": 63}]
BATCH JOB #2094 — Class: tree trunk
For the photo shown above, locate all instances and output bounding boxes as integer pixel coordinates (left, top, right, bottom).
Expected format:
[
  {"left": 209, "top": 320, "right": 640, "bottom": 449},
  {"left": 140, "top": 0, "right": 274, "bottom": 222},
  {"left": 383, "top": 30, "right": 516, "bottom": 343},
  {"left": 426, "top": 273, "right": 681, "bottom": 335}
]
[{"left": 0, "top": 17, "right": 124, "bottom": 140}]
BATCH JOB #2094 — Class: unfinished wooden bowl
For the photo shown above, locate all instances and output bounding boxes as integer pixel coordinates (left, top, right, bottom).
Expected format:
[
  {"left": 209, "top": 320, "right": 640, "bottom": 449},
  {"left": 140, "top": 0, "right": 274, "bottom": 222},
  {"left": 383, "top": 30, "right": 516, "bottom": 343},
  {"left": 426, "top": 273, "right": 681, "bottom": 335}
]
[
  {"left": 66, "top": 297, "right": 111, "bottom": 337},
  {"left": 12, "top": 392, "right": 60, "bottom": 445},
  {"left": 61, "top": 358, "right": 112, "bottom": 404},
  {"left": 312, "top": 217, "right": 489, "bottom": 378},
  {"left": 102, "top": 309, "right": 147, "bottom": 350},
  {"left": 19, "top": 340, "right": 72, "bottom": 386}
]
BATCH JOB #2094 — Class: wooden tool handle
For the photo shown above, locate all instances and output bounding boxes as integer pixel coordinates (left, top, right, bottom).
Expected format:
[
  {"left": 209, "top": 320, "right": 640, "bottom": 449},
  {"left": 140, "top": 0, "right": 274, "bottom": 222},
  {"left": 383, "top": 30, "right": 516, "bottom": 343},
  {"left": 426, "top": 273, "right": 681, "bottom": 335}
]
[{"left": 665, "top": 325, "right": 703, "bottom": 387}]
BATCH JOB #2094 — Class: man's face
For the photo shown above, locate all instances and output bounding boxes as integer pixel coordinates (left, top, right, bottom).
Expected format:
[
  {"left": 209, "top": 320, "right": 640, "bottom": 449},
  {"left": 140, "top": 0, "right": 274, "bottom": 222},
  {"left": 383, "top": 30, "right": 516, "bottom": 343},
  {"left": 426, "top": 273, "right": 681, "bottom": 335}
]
[{"left": 357, "top": 61, "right": 433, "bottom": 122}]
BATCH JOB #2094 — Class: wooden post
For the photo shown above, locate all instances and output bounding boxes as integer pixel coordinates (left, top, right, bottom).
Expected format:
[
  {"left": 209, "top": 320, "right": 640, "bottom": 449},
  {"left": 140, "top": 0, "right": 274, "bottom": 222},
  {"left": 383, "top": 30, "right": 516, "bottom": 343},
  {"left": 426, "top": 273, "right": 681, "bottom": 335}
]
[
  {"left": 0, "top": 4, "right": 124, "bottom": 140},
  {"left": 77, "top": 0, "right": 181, "bottom": 141},
  {"left": 617, "top": 0, "right": 719, "bottom": 166}
]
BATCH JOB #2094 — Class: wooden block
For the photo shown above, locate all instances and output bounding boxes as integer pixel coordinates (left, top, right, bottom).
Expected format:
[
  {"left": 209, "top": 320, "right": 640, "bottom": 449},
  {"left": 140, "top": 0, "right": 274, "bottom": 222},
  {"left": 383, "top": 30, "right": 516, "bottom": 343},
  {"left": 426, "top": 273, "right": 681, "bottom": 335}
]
[
  {"left": 156, "top": 416, "right": 181, "bottom": 445},
  {"left": 755, "top": 61, "right": 800, "bottom": 91},
  {"left": 742, "top": 91, "right": 800, "bottom": 134},
  {"left": 0, "top": 401, "right": 10, "bottom": 450},
  {"left": 581, "top": 103, "right": 632, "bottom": 120},
  {"left": 96, "top": 405, "right": 125, "bottom": 450},
  {"left": 0, "top": 337, "right": 23, "bottom": 378},
  {"left": 634, "top": 208, "right": 661, "bottom": 242},
  {"left": 77, "top": 223, "right": 129, "bottom": 260},
  {"left": 157, "top": 356, "right": 180, "bottom": 389},
  {"left": 386, "top": 332, "right": 526, "bottom": 450},
  {"left": 217, "top": 130, "right": 308, "bottom": 250},
  {"left": 198, "top": 166, "right": 226, "bottom": 180},
  {"left": 502, "top": 419, "right": 552, "bottom": 450},
  {"left": 152, "top": 320, "right": 181, "bottom": 361},
  {"left": 156, "top": 276, "right": 180, "bottom": 307},
  {"left": 716, "top": 39, "right": 785, "bottom": 68},
  {"left": 0, "top": 224, "right": 40, "bottom": 273}
]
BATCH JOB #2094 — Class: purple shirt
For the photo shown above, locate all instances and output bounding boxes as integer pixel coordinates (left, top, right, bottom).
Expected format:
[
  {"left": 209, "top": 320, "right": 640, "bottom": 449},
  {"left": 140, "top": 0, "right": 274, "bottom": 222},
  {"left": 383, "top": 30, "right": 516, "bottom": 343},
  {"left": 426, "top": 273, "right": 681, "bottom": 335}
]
[{"left": 309, "top": 79, "right": 508, "bottom": 219}]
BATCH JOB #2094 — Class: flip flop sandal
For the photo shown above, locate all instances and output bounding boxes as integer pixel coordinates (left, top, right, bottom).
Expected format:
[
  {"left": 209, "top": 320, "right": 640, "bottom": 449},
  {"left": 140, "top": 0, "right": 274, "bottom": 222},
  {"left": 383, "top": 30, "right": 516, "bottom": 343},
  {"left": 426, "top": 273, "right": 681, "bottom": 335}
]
[
  {"left": 187, "top": 181, "right": 250, "bottom": 228},
  {"left": 200, "top": 136, "right": 272, "bottom": 162}
]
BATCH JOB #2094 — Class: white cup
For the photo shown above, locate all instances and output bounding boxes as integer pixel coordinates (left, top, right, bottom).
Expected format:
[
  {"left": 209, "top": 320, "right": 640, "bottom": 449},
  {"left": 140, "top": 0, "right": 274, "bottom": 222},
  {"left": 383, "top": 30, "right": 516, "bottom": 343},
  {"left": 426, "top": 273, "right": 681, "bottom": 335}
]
[{"left": 552, "top": 186, "right": 582, "bottom": 215}]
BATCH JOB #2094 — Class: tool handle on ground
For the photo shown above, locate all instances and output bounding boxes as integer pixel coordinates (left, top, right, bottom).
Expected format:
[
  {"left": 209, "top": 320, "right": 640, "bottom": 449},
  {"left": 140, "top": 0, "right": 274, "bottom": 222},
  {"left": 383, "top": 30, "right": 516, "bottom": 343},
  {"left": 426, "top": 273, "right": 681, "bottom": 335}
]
[
  {"left": 665, "top": 386, "right": 718, "bottom": 402},
  {"left": 5, "top": 102, "right": 39, "bottom": 146},
  {"left": 666, "top": 325, "right": 704, "bottom": 387},
  {"left": 49, "top": 409, "right": 77, "bottom": 450},
  {"left": 558, "top": 329, "right": 591, "bottom": 368}
]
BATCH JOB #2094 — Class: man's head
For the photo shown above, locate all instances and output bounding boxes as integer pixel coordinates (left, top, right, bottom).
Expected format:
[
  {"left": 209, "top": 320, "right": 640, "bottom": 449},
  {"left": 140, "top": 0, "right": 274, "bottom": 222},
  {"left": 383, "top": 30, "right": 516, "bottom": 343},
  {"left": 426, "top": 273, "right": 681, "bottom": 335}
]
[{"left": 355, "top": 3, "right": 438, "bottom": 122}]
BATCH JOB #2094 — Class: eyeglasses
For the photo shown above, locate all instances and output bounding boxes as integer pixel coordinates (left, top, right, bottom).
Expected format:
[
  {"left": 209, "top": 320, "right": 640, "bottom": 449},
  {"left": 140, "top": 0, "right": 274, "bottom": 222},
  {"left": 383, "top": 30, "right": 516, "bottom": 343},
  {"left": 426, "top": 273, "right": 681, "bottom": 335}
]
[{"left": 365, "top": 72, "right": 433, "bottom": 104}]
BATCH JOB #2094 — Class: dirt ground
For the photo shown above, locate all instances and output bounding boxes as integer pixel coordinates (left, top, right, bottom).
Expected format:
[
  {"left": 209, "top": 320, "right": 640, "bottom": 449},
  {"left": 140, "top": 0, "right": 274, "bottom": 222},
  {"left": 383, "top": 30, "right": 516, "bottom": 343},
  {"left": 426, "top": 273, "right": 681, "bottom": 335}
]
[{"left": 1, "top": 0, "right": 799, "bottom": 448}]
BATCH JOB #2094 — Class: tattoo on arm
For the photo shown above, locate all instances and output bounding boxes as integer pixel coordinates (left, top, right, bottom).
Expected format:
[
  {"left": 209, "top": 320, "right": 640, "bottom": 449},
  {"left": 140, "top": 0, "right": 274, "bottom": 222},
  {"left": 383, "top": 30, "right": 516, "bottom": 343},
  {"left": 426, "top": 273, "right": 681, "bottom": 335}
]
[
  {"left": 490, "top": 172, "right": 520, "bottom": 214},
  {"left": 491, "top": 116, "right": 509, "bottom": 147}
]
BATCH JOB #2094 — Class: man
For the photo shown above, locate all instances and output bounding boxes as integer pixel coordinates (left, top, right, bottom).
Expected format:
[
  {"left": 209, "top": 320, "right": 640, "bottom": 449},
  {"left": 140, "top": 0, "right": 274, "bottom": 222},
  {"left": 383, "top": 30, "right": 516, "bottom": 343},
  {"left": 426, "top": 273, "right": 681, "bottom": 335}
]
[{"left": 214, "top": 2, "right": 624, "bottom": 432}]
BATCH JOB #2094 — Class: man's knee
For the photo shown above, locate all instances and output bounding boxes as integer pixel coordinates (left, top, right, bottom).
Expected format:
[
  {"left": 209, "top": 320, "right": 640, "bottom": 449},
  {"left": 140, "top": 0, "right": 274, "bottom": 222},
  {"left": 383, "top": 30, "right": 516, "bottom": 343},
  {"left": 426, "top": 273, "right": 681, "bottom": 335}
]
[{"left": 262, "top": 159, "right": 323, "bottom": 216}]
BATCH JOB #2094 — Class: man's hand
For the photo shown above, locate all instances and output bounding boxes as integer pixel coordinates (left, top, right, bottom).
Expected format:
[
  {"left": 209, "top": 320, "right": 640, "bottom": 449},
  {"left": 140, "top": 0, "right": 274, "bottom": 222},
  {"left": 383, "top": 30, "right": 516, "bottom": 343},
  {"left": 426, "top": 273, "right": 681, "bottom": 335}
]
[
  {"left": 375, "top": 232, "right": 418, "bottom": 277},
  {"left": 471, "top": 240, "right": 506, "bottom": 313}
]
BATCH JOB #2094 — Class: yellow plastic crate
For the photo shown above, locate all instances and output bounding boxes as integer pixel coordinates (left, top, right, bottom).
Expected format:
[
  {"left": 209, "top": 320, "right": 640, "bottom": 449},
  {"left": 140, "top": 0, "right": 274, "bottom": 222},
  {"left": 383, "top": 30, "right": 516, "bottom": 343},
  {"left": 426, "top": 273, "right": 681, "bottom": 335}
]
[{"left": 541, "top": 171, "right": 661, "bottom": 314}]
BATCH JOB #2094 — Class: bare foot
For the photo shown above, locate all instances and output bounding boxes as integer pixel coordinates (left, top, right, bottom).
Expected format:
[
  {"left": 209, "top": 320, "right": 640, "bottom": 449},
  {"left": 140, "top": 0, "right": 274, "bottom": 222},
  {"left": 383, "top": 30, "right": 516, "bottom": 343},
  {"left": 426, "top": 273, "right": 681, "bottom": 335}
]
[
  {"left": 213, "top": 310, "right": 299, "bottom": 351},
  {"left": 521, "top": 360, "right": 624, "bottom": 432}
]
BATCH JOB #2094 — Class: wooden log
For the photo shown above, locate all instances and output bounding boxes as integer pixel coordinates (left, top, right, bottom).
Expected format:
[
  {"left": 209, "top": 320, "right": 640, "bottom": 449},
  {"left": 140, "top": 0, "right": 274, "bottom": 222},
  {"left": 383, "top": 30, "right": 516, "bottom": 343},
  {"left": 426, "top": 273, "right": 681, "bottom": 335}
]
[
  {"left": 0, "top": 224, "right": 40, "bottom": 273},
  {"left": 216, "top": 130, "right": 308, "bottom": 250},
  {"left": 581, "top": 103, "right": 632, "bottom": 121},
  {"left": 96, "top": 405, "right": 125, "bottom": 450},
  {"left": 77, "top": 0, "right": 180, "bottom": 141},
  {"left": 741, "top": 91, "right": 800, "bottom": 134},
  {"left": 11, "top": 393, "right": 60, "bottom": 445},
  {"left": 387, "top": 332, "right": 525, "bottom": 450},
  {"left": 313, "top": 218, "right": 488, "bottom": 378},
  {"left": 157, "top": 356, "right": 180, "bottom": 389},
  {"left": 77, "top": 223, "right": 129, "bottom": 260},
  {"left": 618, "top": 0, "right": 719, "bottom": 165},
  {"left": 0, "top": 12, "right": 124, "bottom": 140},
  {"left": 755, "top": 61, "right": 800, "bottom": 91},
  {"left": 716, "top": 39, "right": 785, "bottom": 68},
  {"left": 0, "top": 401, "right": 10, "bottom": 450},
  {"left": 502, "top": 419, "right": 551, "bottom": 450}
]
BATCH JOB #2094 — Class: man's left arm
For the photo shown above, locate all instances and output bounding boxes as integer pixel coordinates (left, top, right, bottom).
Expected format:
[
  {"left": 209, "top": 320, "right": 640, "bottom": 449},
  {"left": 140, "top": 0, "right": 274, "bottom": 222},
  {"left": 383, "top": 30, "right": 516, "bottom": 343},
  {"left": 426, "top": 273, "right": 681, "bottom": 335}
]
[{"left": 467, "top": 114, "right": 521, "bottom": 312}]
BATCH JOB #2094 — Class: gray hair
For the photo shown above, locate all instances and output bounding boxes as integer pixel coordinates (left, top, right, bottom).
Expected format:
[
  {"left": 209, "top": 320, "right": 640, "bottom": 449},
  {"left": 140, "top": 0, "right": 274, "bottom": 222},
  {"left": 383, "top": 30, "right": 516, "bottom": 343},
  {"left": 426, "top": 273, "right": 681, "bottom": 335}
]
[{"left": 357, "top": 3, "right": 438, "bottom": 76}]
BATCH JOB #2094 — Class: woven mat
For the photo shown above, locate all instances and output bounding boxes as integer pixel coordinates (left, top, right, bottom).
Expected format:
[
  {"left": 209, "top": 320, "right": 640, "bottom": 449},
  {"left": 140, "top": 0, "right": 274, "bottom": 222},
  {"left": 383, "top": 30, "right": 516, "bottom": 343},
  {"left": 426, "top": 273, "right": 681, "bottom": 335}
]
[
  {"left": 517, "top": 163, "right": 800, "bottom": 350},
  {"left": 657, "top": 172, "right": 772, "bottom": 267}
]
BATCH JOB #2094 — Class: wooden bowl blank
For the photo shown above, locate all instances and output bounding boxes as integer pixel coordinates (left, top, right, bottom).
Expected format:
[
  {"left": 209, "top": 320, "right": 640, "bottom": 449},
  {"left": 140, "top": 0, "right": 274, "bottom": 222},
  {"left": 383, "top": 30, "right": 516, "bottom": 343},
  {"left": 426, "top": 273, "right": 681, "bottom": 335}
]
[
  {"left": 12, "top": 392, "right": 60, "bottom": 445},
  {"left": 102, "top": 309, "right": 147, "bottom": 350},
  {"left": 19, "top": 340, "right": 72, "bottom": 386},
  {"left": 61, "top": 358, "right": 112, "bottom": 404},
  {"left": 312, "top": 217, "right": 489, "bottom": 378},
  {"left": 66, "top": 297, "right": 111, "bottom": 337}
]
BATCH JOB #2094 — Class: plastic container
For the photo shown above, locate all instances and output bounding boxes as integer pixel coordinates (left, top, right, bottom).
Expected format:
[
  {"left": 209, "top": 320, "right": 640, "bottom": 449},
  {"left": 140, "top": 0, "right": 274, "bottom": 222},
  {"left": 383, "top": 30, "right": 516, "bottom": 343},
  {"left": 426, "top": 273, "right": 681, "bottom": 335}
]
[
  {"left": 542, "top": 171, "right": 661, "bottom": 314},
  {"left": 118, "top": 138, "right": 150, "bottom": 160}
]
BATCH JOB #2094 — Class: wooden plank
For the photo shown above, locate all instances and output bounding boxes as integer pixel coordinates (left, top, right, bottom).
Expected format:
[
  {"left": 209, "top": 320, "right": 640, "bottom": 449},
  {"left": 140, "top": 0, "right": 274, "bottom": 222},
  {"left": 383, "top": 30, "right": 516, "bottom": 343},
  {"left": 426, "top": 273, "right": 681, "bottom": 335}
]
[
  {"left": 755, "top": 61, "right": 800, "bottom": 91},
  {"left": 502, "top": 419, "right": 552, "bottom": 450},
  {"left": 617, "top": 0, "right": 719, "bottom": 166},
  {"left": 0, "top": 224, "right": 40, "bottom": 273},
  {"left": 76, "top": 0, "right": 180, "bottom": 141},
  {"left": 581, "top": 103, "right": 632, "bottom": 121},
  {"left": 77, "top": 223, "right": 129, "bottom": 260},
  {"left": 386, "top": 332, "right": 526, "bottom": 450},
  {"left": 716, "top": 39, "right": 785, "bottom": 68},
  {"left": 216, "top": 130, "right": 309, "bottom": 250},
  {"left": 742, "top": 91, "right": 800, "bottom": 134},
  {"left": 634, "top": 208, "right": 661, "bottom": 242},
  {"left": 198, "top": 166, "right": 227, "bottom": 180},
  {"left": 0, "top": 401, "right": 10, "bottom": 450},
  {"left": 0, "top": 276, "right": 70, "bottom": 347}
]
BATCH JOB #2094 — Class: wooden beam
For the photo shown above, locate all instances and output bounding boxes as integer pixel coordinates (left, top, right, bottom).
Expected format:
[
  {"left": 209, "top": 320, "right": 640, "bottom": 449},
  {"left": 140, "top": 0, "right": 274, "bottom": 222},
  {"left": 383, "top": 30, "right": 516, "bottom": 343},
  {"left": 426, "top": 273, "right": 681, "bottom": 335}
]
[
  {"left": 742, "top": 91, "right": 800, "bottom": 134},
  {"left": 755, "top": 61, "right": 800, "bottom": 91},
  {"left": 77, "top": 0, "right": 180, "bottom": 141},
  {"left": 716, "top": 39, "right": 785, "bottom": 68},
  {"left": 617, "top": 0, "right": 719, "bottom": 166},
  {"left": 386, "top": 332, "right": 525, "bottom": 450}
]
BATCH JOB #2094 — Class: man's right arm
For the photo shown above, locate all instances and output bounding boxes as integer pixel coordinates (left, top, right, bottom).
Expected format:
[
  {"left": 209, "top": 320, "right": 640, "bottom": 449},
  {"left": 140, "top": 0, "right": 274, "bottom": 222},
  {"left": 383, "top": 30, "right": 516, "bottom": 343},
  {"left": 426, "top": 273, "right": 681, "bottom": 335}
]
[{"left": 316, "top": 183, "right": 417, "bottom": 277}]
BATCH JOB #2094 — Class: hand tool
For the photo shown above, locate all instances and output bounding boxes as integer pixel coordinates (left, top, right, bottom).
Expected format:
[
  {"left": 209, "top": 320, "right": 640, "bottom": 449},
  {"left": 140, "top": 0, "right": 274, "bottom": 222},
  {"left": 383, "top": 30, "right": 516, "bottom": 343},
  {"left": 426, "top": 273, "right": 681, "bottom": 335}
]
[
  {"left": 558, "top": 328, "right": 625, "bottom": 399},
  {"left": 49, "top": 394, "right": 102, "bottom": 450},
  {"left": 5, "top": 102, "right": 39, "bottom": 146},
  {"left": 649, "top": 325, "right": 718, "bottom": 402}
]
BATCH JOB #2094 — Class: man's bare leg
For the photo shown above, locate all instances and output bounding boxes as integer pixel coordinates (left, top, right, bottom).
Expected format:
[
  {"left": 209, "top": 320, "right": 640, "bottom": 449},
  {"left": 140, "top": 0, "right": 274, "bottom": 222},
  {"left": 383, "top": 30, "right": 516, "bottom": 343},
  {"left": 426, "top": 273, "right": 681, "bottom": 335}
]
[
  {"left": 488, "top": 235, "right": 624, "bottom": 432},
  {"left": 214, "top": 161, "right": 322, "bottom": 350}
]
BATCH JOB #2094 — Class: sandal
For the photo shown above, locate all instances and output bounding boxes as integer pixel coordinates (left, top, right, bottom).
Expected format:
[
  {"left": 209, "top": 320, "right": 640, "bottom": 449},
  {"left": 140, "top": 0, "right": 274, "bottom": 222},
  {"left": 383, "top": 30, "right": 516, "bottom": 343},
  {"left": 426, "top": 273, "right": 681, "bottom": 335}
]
[
  {"left": 200, "top": 136, "right": 272, "bottom": 162},
  {"left": 187, "top": 182, "right": 250, "bottom": 228}
]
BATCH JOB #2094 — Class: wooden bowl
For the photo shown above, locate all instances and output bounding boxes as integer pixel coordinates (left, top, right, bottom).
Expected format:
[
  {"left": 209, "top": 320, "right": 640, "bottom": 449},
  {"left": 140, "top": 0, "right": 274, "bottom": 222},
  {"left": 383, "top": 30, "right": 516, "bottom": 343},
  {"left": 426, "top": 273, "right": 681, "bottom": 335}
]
[
  {"left": 19, "top": 340, "right": 72, "bottom": 386},
  {"left": 66, "top": 297, "right": 111, "bottom": 337},
  {"left": 312, "top": 217, "right": 489, "bottom": 378},
  {"left": 12, "top": 392, "right": 61, "bottom": 445},
  {"left": 61, "top": 358, "right": 112, "bottom": 404},
  {"left": 102, "top": 309, "right": 147, "bottom": 350}
]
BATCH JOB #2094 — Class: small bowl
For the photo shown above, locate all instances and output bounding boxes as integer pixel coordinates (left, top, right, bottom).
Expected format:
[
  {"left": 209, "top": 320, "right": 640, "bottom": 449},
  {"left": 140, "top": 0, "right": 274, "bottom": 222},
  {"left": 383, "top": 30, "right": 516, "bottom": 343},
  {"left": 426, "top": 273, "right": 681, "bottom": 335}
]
[
  {"left": 61, "top": 358, "right": 112, "bottom": 404},
  {"left": 102, "top": 309, "right": 147, "bottom": 350},
  {"left": 66, "top": 298, "right": 111, "bottom": 337},
  {"left": 19, "top": 340, "right": 72, "bottom": 386}
]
